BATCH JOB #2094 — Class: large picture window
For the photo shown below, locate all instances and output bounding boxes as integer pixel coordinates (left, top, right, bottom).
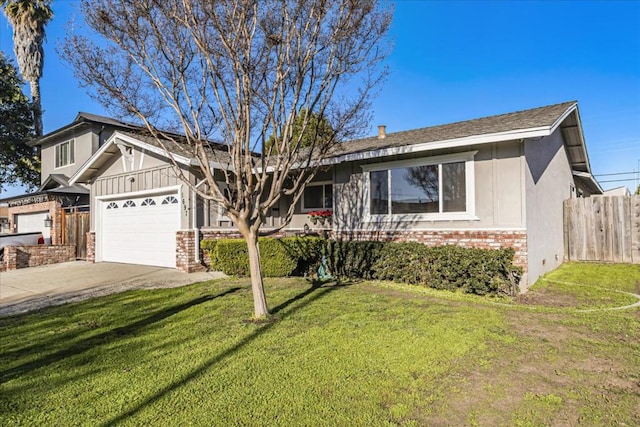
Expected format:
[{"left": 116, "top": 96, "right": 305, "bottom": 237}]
[
  {"left": 302, "top": 182, "right": 333, "bottom": 211},
  {"left": 55, "top": 139, "right": 75, "bottom": 168},
  {"left": 364, "top": 152, "right": 475, "bottom": 220}
]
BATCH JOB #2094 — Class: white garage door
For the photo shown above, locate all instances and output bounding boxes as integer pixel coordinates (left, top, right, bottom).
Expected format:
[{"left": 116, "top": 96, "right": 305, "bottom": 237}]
[
  {"left": 15, "top": 211, "right": 51, "bottom": 240},
  {"left": 100, "top": 193, "right": 180, "bottom": 268}
]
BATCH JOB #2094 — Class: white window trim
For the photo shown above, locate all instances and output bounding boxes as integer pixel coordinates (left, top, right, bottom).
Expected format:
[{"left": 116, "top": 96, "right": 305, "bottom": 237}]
[
  {"left": 54, "top": 139, "right": 75, "bottom": 169},
  {"left": 301, "top": 181, "right": 333, "bottom": 212},
  {"left": 361, "top": 151, "right": 477, "bottom": 222}
]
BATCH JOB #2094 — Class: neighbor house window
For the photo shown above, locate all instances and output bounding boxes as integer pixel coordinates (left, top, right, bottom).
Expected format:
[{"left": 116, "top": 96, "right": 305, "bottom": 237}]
[
  {"left": 363, "top": 151, "right": 476, "bottom": 220},
  {"left": 302, "top": 182, "right": 333, "bottom": 211},
  {"left": 55, "top": 139, "right": 75, "bottom": 168}
]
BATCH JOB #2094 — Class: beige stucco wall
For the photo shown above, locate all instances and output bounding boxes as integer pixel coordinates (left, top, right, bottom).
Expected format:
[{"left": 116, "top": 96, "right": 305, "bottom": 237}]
[
  {"left": 39, "top": 124, "right": 124, "bottom": 183},
  {"left": 40, "top": 131, "right": 96, "bottom": 182},
  {"left": 524, "top": 128, "right": 575, "bottom": 285},
  {"left": 330, "top": 141, "right": 526, "bottom": 233},
  {"left": 89, "top": 145, "right": 194, "bottom": 230}
]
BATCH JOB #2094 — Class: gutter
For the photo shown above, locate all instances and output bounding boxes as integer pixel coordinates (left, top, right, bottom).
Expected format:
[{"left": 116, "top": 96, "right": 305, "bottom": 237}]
[{"left": 193, "top": 179, "right": 208, "bottom": 264}]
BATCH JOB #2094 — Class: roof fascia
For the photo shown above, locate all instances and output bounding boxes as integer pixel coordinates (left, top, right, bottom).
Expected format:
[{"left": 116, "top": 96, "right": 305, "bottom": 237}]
[
  {"left": 69, "top": 131, "right": 192, "bottom": 185},
  {"left": 572, "top": 171, "right": 603, "bottom": 194},
  {"left": 28, "top": 121, "right": 88, "bottom": 147},
  {"left": 69, "top": 133, "right": 120, "bottom": 185},
  {"left": 113, "top": 132, "right": 192, "bottom": 165},
  {"left": 548, "top": 102, "right": 578, "bottom": 134},
  {"left": 322, "top": 126, "right": 553, "bottom": 166}
]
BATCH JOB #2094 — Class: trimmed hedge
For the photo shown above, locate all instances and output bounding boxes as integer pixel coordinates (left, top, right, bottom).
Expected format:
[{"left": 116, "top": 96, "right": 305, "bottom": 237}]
[
  {"left": 205, "top": 238, "right": 297, "bottom": 277},
  {"left": 279, "top": 236, "right": 325, "bottom": 276},
  {"left": 323, "top": 240, "right": 386, "bottom": 280},
  {"left": 373, "top": 243, "right": 522, "bottom": 296},
  {"left": 372, "top": 242, "right": 431, "bottom": 285},
  {"left": 200, "top": 236, "right": 522, "bottom": 296}
]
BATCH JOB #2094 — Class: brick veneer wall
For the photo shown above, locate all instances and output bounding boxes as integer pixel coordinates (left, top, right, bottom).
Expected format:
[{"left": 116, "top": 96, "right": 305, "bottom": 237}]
[
  {"left": 8, "top": 200, "right": 62, "bottom": 244},
  {"left": 86, "top": 232, "right": 96, "bottom": 263},
  {"left": 176, "top": 230, "right": 206, "bottom": 273},
  {"left": 2, "top": 245, "right": 76, "bottom": 271},
  {"left": 194, "top": 228, "right": 528, "bottom": 279},
  {"left": 331, "top": 229, "right": 528, "bottom": 272}
]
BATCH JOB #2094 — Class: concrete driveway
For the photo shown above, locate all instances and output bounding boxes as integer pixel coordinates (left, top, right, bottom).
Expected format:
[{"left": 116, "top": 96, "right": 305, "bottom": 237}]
[{"left": 0, "top": 261, "right": 226, "bottom": 316}]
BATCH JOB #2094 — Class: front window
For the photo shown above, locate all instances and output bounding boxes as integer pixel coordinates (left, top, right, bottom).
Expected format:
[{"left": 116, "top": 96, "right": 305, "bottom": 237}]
[
  {"left": 302, "top": 183, "right": 333, "bottom": 211},
  {"left": 364, "top": 152, "right": 475, "bottom": 219},
  {"left": 55, "top": 139, "right": 75, "bottom": 168}
]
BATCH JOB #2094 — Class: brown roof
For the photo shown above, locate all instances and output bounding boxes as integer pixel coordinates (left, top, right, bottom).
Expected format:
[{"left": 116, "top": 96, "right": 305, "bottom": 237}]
[
  {"left": 330, "top": 101, "right": 577, "bottom": 157},
  {"left": 117, "top": 131, "right": 233, "bottom": 165}
]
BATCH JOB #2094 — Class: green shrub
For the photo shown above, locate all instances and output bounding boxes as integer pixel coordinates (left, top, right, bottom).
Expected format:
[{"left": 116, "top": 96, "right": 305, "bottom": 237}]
[
  {"left": 426, "top": 246, "right": 521, "bottom": 296},
  {"left": 200, "top": 239, "right": 218, "bottom": 269},
  {"left": 260, "top": 238, "right": 298, "bottom": 277},
  {"left": 213, "top": 239, "right": 250, "bottom": 276},
  {"left": 373, "top": 243, "right": 522, "bottom": 296},
  {"left": 372, "top": 242, "right": 431, "bottom": 284},
  {"left": 211, "top": 238, "right": 298, "bottom": 277},
  {"left": 323, "top": 240, "right": 386, "bottom": 280},
  {"left": 279, "top": 236, "right": 325, "bottom": 276}
]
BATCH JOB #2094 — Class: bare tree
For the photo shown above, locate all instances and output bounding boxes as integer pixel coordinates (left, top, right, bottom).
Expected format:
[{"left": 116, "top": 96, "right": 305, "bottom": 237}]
[{"left": 62, "top": 0, "right": 392, "bottom": 319}]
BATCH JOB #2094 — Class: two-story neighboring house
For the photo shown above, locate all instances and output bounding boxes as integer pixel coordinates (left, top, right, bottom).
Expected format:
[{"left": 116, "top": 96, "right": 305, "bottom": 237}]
[{"left": 3, "top": 113, "right": 142, "bottom": 254}]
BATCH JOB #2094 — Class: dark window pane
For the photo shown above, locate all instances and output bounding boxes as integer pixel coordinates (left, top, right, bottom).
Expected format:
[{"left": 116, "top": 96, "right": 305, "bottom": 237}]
[
  {"left": 324, "top": 184, "right": 333, "bottom": 209},
  {"left": 442, "top": 162, "right": 466, "bottom": 212},
  {"left": 304, "top": 185, "right": 323, "bottom": 209},
  {"left": 391, "top": 165, "right": 439, "bottom": 214},
  {"left": 370, "top": 170, "right": 389, "bottom": 214}
]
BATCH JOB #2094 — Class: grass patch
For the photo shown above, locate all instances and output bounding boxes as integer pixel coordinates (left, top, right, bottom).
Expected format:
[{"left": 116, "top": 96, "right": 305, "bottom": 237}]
[
  {"left": 520, "top": 263, "right": 640, "bottom": 310},
  {"left": 543, "top": 262, "right": 640, "bottom": 293},
  {"left": 1, "top": 262, "right": 638, "bottom": 426}
]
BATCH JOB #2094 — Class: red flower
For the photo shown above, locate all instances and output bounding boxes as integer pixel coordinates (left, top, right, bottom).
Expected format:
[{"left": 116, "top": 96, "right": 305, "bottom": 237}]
[{"left": 308, "top": 210, "right": 333, "bottom": 218}]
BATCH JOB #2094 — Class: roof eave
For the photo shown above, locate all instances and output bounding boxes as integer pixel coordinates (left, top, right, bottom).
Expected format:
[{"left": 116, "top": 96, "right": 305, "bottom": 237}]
[{"left": 69, "top": 131, "right": 192, "bottom": 185}]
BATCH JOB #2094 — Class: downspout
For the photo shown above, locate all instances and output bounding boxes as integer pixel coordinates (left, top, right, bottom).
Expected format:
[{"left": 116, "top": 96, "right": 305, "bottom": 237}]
[{"left": 193, "top": 179, "right": 208, "bottom": 264}]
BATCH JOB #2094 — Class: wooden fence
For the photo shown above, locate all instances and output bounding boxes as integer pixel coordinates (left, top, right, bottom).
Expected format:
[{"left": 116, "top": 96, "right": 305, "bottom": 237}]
[
  {"left": 61, "top": 207, "right": 90, "bottom": 260},
  {"left": 564, "top": 196, "right": 640, "bottom": 263}
]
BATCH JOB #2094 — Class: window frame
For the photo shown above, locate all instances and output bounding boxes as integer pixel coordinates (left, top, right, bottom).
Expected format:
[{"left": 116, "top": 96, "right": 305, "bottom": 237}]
[
  {"left": 361, "top": 151, "right": 477, "bottom": 222},
  {"left": 301, "top": 181, "right": 333, "bottom": 212},
  {"left": 54, "top": 139, "right": 75, "bottom": 169}
]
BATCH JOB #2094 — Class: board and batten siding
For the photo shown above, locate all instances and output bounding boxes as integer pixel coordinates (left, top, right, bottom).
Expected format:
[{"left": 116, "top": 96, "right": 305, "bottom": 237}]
[
  {"left": 93, "top": 165, "right": 181, "bottom": 197},
  {"left": 90, "top": 164, "right": 192, "bottom": 230},
  {"left": 564, "top": 195, "right": 640, "bottom": 263}
]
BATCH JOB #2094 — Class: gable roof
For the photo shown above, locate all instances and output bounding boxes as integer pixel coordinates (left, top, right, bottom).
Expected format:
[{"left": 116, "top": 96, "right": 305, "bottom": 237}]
[
  {"left": 331, "top": 101, "right": 577, "bottom": 158},
  {"left": 324, "top": 101, "right": 601, "bottom": 193},
  {"left": 68, "top": 101, "right": 601, "bottom": 192},
  {"left": 69, "top": 131, "right": 232, "bottom": 185},
  {"left": 28, "top": 112, "right": 143, "bottom": 147}
]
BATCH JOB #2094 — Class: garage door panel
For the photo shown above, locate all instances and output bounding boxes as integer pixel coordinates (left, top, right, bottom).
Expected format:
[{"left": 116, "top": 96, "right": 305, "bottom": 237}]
[{"left": 100, "top": 193, "right": 180, "bottom": 268}]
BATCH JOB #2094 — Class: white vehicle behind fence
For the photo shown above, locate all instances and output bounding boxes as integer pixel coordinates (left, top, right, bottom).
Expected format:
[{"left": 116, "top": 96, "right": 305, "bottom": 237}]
[{"left": 0, "top": 232, "right": 45, "bottom": 259}]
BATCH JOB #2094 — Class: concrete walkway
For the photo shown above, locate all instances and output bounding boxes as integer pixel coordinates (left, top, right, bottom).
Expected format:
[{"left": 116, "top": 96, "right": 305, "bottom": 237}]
[{"left": 0, "top": 261, "right": 226, "bottom": 316}]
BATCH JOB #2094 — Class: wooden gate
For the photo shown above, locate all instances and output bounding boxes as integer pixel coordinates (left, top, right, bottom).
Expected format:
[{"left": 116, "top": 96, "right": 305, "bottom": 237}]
[
  {"left": 564, "top": 196, "right": 640, "bottom": 263},
  {"left": 62, "top": 207, "right": 90, "bottom": 260}
]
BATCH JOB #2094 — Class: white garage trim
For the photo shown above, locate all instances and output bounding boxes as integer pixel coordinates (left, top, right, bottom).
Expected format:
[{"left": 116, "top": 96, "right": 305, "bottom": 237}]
[
  {"left": 95, "top": 185, "right": 183, "bottom": 202},
  {"left": 96, "top": 186, "right": 183, "bottom": 268}
]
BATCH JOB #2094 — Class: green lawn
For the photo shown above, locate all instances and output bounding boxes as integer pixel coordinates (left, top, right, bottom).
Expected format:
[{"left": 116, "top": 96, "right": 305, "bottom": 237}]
[{"left": 1, "top": 263, "right": 638, "bottom": 426}]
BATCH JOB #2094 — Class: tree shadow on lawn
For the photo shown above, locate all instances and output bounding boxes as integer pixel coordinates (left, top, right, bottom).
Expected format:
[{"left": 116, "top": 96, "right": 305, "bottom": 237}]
[
  {"left": 0, "top": 287, "right": 242, "bottom": 384},
  {"left": 100, "top": 281, "right": 347, "bottom": 427}
]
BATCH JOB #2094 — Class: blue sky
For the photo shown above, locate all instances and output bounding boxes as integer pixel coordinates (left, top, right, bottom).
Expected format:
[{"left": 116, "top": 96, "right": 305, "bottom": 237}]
[{"left": 1, "top": 0, "right": 639, "bottom": 198}]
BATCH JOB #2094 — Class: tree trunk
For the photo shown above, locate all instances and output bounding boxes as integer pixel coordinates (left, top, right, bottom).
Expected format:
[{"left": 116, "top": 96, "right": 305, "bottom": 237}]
[
  {"left": 30, "top": 79, "right": 43, "bottom": 137},
  {"left": 245, "top": 231, "right": 269, "bottom": 319}
]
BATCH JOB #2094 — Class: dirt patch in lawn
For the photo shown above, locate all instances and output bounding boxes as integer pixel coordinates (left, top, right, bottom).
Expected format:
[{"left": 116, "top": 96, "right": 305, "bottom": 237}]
[
  {"left": 422, "top": 309, "right": 640, "bottom": 426},
  {"left": 514, "top": 287, "right": 580, "bottom": 308}
]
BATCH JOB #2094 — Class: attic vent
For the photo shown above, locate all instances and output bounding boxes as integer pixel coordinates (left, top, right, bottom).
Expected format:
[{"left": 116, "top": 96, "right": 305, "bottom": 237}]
[{"left": 378, "top": 125, "right": 386, "bottom": 139}]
